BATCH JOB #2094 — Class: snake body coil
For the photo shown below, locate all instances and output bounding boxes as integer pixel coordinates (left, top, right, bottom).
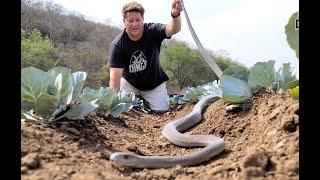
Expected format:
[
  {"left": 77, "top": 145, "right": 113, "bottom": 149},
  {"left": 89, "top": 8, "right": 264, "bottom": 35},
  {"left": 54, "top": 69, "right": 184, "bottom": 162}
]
[{"left": 110, "top": 95, "right": 225, "bottom": 168}]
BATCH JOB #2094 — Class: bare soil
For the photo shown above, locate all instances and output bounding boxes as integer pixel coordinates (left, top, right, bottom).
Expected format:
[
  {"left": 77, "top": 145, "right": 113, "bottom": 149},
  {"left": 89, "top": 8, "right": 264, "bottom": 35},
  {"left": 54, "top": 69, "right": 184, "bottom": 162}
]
[{"left": 21, "top": 88, "right": 299, "bottom": 180}]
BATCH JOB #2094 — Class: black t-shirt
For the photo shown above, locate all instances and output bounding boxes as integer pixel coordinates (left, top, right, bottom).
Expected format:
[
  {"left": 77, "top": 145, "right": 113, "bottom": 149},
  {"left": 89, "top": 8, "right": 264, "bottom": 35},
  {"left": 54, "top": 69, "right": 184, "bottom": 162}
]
[{"left": 109, "top": 23, "right": 170, "bottom": 91}]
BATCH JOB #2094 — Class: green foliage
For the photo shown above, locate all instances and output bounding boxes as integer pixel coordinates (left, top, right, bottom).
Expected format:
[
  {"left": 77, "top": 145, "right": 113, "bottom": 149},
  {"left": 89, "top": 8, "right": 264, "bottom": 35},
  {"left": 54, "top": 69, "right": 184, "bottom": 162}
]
[
  {"left": 46, "top": 67, "right": 73, "bottom": 107},
  {"left": 161, "top": 43, "right": 216, "bottom": 89},
  {"left": 161, "top": 42, "right": 248, "bottom": 90},
  {"left": 291, "top": 86, "right": 299, "bottom": 100},
  {"left": 276, "top": 62, "right": 298, "bottom": 90},
  {"left": 21, "top": 66, "right": 50, "bottom": 110},
  {"left": 185, "top": 87, "right": 208, "bottom": 102},
  {"left": 170, "top": 75, "right": 252, "bottom": 105},
  {"left": 220, "top": 76, "right": 252, "bottom": 104},
  {"left": 222, "top": 66, "right": 249, "bottom": 81},
  {"left": 97, "top": 64, "right": 110, "bottom": 87},
  {"left": 282, "top": 80, "right": 299, "bottom": 91},
  {"left": 211, "top": 50, "right": 248, "bottom": 72},
  {"left": 80, "top": 87, "right": 136, "bottom": 117},
  {"left": 168, "top": 81, "right": 222, "bottom": 107},
  {"left": 248, "top": 60, "right": 277, "bottom": 91},
  {"left": 248, "top": 60, "right": 298, "bottom": 93},
  {"left": 21, "top": 28, "right": 60, "bottom": 71},
  {"left": 169, "top": 94, "right": 189, "bottom": 107},
  {"left": 285, "top": 12, "right": 299, "bottom": 59},
  {"left": 21, "top": 0, "right": 121, "bottom": 89},
  {"left": 284, "top": 11, "right": 299, "bottom": 101},
  {"left": 21, "top": 66, "right": 96, "bottom": 123},
  {"left": 184, "top": 81, "right": 222, "bottom": 102},
  {"left": 171, "top": 60, "right": 298, "bottom": 107}
]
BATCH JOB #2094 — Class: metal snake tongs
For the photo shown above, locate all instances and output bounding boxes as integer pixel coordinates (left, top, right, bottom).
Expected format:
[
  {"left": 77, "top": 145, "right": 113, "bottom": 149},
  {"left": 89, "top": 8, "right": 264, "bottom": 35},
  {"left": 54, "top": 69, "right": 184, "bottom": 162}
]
[{"left": 181, "top": 0, "right": 223, "bottom": 78}]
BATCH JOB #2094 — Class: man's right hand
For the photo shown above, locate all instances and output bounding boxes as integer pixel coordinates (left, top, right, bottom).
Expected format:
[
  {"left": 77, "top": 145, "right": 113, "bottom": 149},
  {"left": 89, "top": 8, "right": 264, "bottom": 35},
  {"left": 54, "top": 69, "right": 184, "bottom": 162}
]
[{"left": 171, "top": 0, "right": 183, "bottom": 17}]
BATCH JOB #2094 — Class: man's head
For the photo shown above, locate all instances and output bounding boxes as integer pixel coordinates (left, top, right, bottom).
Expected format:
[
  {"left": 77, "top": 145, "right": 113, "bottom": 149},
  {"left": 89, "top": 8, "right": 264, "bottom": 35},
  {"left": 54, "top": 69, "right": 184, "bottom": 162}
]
[
  {"left": 122, "top": 1, "right": 145, "bottom": 40},
  {"left": 122, "top": 1, "right": 145, "bottom": 19}
]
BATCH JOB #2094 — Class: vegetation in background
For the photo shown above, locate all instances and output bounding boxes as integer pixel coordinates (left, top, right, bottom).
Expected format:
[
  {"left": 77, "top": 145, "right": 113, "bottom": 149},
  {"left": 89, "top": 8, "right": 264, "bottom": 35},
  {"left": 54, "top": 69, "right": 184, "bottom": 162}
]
[
  {"left": 285, "top": 11, "right": 299, "bottom": 59},
  {"left": 80, "top": 87, "right": 139, "bottom": 117},
  {"left": 22, "top": 0, "right": 244, "bottom": 91},
  {"left": 161, "top": 43, "right": 247, "bottom": 90},
  {"left": 285, "top": 11, "right": 299, "bottom": 100},
  {"left": 161, "top": 43, "right": 215, "bottom": 89},
  {"left": 22, "top": 0, "right": 120, "bottom": 89},
  {"left": 21, "top": 28, "right": 60, "bottom": 71}
]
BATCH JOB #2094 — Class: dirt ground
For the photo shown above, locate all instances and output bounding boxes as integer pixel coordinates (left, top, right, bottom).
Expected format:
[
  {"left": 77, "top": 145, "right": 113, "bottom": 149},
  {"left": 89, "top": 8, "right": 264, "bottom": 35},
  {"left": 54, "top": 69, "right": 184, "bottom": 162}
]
[{"left": 21, "top": 88, "right": 299, "bottom": 180}]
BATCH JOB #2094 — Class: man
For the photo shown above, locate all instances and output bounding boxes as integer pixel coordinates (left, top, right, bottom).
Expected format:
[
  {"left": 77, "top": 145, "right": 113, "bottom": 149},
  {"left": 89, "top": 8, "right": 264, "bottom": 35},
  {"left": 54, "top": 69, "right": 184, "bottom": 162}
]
[{"left": 108, "top": 0, "right": 183, "bottom": 113}]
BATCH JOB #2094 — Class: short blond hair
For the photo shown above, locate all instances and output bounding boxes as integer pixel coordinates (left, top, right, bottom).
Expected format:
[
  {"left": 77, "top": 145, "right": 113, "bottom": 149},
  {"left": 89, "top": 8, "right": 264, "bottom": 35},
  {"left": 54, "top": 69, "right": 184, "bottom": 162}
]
[{"left": 122, "top": 1, "right": 145, "bottom": 19}]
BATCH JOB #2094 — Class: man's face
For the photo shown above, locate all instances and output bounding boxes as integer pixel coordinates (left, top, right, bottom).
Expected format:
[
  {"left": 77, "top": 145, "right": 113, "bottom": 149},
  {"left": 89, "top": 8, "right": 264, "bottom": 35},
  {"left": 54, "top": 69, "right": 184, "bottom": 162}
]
[{"left": 124, "top": 12, "right": 144, "bottom": 39}]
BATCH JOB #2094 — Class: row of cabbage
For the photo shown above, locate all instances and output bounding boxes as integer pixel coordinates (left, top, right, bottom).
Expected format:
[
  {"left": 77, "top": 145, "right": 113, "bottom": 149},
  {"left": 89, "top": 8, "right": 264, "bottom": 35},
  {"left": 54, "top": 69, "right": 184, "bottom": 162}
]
[
  {"left": 21, "top": 60, "right": 298, "bottom": 123},
  {"left": 21, "top": 67, "right": 141, "bottom": 123},
  {"left": 169, "top": 60, "right": 299, "bottom": 107}
]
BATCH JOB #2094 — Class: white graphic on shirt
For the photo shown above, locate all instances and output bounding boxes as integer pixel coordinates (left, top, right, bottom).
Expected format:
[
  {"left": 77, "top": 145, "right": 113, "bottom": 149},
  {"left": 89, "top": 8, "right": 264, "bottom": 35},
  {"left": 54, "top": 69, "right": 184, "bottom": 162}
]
[{"left": 129, "top": 50, "right": 147, "bottom": 73}]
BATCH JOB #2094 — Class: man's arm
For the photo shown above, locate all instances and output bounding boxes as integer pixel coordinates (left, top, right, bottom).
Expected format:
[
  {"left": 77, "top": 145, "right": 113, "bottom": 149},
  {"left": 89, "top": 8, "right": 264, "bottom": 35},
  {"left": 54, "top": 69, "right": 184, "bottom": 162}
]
[
  {"left": 109, "top": 67, "right": 124, "bottom": 92},
  {"left": 165, "top": 0, "right": 183, "bottom": 37}
]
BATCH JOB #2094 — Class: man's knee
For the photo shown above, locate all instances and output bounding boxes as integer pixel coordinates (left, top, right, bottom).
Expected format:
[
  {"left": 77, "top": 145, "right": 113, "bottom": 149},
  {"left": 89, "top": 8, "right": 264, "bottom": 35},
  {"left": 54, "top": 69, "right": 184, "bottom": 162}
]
[{"left": 140, "top": 82, "right": 169, "bottom": 113}]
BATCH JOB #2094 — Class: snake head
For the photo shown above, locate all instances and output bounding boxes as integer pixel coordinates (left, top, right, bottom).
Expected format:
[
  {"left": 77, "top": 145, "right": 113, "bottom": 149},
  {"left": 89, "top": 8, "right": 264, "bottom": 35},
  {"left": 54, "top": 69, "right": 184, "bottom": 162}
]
[{"left": 110, "top": 152, "right": 140, "bottom": 167}]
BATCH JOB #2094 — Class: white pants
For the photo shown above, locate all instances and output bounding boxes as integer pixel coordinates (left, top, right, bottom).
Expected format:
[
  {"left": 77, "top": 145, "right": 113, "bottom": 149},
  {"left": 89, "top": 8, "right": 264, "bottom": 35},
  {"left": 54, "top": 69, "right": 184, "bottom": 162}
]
[{"left": 120, "top": 78, "right": 169, "bottom": 111}]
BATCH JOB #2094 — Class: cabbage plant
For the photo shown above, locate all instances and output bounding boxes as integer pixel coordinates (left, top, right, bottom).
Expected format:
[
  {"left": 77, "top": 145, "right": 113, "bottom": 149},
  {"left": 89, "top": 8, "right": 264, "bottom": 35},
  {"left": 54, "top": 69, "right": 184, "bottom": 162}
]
[
  {"left": 181, "top": 73, "right": 251, "bottom": 104},
  {"left": 80, "top": 87, "right": 137, "bottom": 117},
  {"left": 284, "top": 11, "right": 299, "bottom": 99},
  {"left": 248, "top": 60, "right": 298, "bottom": 92},
  {"left": 169, "top": 94, "right": 189, "bottom": 107},
  {"left": 169, "top": 60, "right": 298, "bottom": 106},
  {"left": 183, "top": 81, "right": 222, "bottom": 103},
  {"left": 21, "top": 67, "right": 98, "bottom": 123},
  {"left": 285, "top": 11, "right": 299, "bottom": 59},
  {"left": 220, "top": 75, "right": 252, "bottom": 104}
]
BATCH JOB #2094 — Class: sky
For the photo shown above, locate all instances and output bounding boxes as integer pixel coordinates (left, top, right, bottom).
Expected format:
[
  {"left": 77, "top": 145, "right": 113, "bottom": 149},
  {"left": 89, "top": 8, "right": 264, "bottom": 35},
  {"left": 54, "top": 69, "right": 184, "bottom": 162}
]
[{"left": 51, "top": 0, "right": 299, "bottom": 75}]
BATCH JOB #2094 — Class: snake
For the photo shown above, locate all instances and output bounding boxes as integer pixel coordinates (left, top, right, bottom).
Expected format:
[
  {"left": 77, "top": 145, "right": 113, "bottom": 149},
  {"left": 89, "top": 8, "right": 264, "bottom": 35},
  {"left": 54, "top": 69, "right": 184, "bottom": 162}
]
[{"left": 110, "top": 95, "right": 225, "bottom": 168}]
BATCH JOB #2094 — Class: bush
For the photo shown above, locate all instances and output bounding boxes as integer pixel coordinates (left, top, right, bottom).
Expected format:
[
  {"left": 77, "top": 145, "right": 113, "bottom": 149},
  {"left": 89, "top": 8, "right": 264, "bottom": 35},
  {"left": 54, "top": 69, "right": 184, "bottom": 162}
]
[
  {"left": 161, "top": 43, "right": 247, "bottom": 90},
  {"left": 57, "top": 42, "right": 108, "bottom": 88},
  {"left": 21, "top": 28, "right": 60, "bottom": 71},
  {"left": 161, "top": 43, "right": 210, "bottom": 89}
]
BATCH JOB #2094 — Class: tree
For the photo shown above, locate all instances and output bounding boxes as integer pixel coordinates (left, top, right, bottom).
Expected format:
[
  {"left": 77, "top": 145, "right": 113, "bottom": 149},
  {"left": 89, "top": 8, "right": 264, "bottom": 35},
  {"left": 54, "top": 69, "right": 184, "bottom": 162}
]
[
  {"left": 161, "top": 43, "right": 216, "bottom": 90},
  {"left": 21, "top": 28, "right": 60, "bottom": 71},
  {"left": 161, "top": 42, "right": 248, "bottom": 90}
]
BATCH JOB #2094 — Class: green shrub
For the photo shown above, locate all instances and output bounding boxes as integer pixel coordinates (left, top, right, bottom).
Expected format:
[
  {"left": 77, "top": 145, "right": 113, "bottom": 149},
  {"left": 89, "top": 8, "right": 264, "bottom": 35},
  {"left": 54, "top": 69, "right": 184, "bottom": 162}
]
[
  {"left": 161, "top": 43, "right": 247, "bottom": 90},
  {"left": 21, "top": 28, "right": 60, "bottom": 71}
]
